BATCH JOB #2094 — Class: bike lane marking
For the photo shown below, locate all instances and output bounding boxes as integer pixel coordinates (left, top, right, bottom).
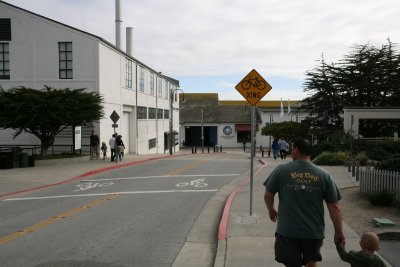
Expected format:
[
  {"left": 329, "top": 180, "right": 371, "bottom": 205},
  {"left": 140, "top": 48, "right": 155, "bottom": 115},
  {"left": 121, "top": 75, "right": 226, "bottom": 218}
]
[
  {"left": 0, "top": 156, "right": 223, "bottom": 245},
  {"left": 81, "top": 173, "right": 239, "bottom": 182},
  {"left": 2, "top": 189, "right": 218, "bottom": 201}
]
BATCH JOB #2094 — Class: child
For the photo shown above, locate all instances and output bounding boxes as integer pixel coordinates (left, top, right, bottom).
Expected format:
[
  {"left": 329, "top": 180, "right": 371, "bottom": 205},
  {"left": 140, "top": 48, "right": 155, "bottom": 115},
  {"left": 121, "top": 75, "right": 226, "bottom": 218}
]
[
  {"left": 100, "top": 142, "right": 107, "bottom": 160},
  {"left": 336, "top": 232, "right": 387, "bottom": 267}
]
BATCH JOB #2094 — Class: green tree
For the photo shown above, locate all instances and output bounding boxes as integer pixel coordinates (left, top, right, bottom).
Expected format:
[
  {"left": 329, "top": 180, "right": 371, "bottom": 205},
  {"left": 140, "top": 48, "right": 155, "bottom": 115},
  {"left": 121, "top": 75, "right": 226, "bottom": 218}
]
[
  {"left": 301, "top": 40, "right": 400, "bottom": 138},
  {"left": 0, "top": 86, "right": 104, "bottom": 155},
  {"left": 261, "top": 121, "right": 309, "bottom": 145}
]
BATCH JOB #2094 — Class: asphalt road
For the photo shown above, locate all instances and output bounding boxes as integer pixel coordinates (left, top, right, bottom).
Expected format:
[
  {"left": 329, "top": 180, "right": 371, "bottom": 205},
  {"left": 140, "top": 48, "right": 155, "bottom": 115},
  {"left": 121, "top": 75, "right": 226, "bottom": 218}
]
[{"left": 0, "top": 154, "right": 249, "bottom": 267}]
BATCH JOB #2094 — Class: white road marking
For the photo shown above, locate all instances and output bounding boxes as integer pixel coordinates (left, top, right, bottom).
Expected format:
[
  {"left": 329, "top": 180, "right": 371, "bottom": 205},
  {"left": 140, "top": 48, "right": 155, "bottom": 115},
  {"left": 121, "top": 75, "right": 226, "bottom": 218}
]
[
  {"left": 176, "top": 178, "right": 208, "bottom": 188},
  {"left": 74, "top": 182, "right": 114, "bottom": 192},
  {"left": 81, "top": 173, "right": 239, "bottom": 182},
  {"left": 3, "top": 189, "right": 218, "bottom": 201}
]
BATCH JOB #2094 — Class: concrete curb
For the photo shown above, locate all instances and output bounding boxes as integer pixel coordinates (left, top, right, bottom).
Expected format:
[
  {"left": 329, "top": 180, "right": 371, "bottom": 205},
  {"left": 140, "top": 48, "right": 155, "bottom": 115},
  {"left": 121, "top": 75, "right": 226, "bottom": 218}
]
[
  {"left": 213, "top": 159, "right": 267, "bottom": 267},
  {"left": 172, "top": 159, "right": 266, "bottom": 267}
]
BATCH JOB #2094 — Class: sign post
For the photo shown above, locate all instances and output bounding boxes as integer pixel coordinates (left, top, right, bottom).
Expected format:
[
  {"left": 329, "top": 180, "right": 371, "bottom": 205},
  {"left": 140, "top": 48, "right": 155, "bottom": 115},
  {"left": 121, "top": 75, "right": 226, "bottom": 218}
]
[
  {"left": 110, "top": 110, "right": 120, "bottom": 134},
  {"left": 235, "top": 69, "right": 272, "bottom": 216}
]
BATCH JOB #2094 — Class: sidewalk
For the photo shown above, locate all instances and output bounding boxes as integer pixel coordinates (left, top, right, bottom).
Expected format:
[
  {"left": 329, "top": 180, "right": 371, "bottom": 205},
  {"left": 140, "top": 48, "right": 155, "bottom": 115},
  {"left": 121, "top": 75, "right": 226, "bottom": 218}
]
[
  {"left": 0, "top": 149, "right": 394, "bottom": 266},
  {"left": 214, "top": 156, "right": 393, "bottom": 267}
]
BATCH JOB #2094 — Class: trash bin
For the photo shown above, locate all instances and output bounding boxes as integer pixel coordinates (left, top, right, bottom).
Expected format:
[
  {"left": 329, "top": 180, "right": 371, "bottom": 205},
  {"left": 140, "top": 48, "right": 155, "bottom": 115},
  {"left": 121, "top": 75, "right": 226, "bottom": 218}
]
[
  {"left": 19, "top": 152, "right": 29, "bottom": 168},
  {"left": 12, "top": 148, "right": 22, "bottom": 168},
  {"left": 0, "top": 151, "right": 14, "bottom": 169},
  {"left": 28, "top": 155, "right": 35, "bottom": 167}
]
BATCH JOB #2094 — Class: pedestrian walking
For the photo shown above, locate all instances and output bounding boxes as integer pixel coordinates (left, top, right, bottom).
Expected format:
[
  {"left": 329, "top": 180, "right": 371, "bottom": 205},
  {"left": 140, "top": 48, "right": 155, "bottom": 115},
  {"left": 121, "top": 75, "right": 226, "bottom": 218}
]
[
  {"left": 336, "top": 232, "right": 387, "bottom": 267},
  {"left": 278, "top": 138, "right": 287, "bottom": 159},
  {"left": 89, "top": 130, "right": 100, "bottom": 159},
  {"left": 100, "top": 142, "right": 107, "bottom": 160},
  {"left": 115, "top": 135, "right": 125, "bottom": 163},
  {"left": 272, "top": 138, "right": 279, "bottom": 160},
  {"left": 264, "top": 138, "right": 344, "bottom": 267},
  {"left": 109, "top": 134, "right": 116, "bottom": 162}
]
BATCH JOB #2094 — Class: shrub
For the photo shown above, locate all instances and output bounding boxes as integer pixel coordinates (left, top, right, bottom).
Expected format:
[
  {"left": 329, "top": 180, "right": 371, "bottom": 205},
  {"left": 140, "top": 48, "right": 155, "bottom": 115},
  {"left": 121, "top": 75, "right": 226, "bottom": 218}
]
[
  {"left": 356, "top": 151, "right": 369, "bottom": 166},
  {"left": 367, "top": 191, "right": 395, "bottom": 206},
  {"left": 376, "top": 157, "right": 400, "bottom": 172},
  {"left": 313, "top": 152, "right": 346, "bottom": 166}
]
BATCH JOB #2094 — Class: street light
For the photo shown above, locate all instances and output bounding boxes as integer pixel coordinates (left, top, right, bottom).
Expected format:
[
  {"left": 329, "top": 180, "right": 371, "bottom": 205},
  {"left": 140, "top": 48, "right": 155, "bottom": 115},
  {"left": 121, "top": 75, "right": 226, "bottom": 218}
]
[{"left": 169, "top": 86, "right": 184, "bottom": 155}]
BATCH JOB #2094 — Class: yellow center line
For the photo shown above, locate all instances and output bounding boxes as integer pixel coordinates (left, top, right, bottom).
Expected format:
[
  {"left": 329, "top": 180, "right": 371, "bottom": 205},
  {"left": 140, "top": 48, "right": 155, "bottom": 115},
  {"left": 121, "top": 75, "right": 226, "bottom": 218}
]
[
  {"left": 0, "top": 194, "right": 121, "bottom": 245},
  {"left": 167, "top": 156, "right": 216, "bottom": 176}
]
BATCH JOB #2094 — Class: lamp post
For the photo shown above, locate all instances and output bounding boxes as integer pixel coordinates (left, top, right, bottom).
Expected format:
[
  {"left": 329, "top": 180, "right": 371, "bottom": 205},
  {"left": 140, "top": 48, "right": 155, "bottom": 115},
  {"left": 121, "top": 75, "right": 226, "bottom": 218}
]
[
  {"left": 169, "top": 87, "right": 184, "bottom": 155},
  {"left": 268, "top": 114, "right": 273, "bottom": 157}
]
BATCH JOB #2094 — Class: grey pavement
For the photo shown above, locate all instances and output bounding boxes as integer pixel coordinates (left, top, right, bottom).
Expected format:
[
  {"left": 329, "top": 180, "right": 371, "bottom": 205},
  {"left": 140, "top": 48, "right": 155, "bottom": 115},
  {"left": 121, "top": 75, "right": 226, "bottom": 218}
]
[
  {"left": 214, "top": 153, "right": 394, "bottom": 267},
  {"left": 0, "top": 149, "right": 394, "bottom": 266}
]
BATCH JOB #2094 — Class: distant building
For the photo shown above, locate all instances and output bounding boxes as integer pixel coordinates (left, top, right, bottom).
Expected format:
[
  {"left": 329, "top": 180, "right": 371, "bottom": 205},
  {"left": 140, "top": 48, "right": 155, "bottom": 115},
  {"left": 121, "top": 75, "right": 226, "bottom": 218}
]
[
  {"left": 0, "top": 0, "right": 180, "bottom": 155},
  {"left": 179, "top": 93, "right": 305, "bottom": 149}
]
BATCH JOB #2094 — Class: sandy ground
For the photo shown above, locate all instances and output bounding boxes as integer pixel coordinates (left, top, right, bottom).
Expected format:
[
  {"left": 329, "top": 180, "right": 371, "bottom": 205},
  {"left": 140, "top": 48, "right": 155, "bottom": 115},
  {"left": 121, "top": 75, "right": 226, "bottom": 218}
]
[{"left": 339, "top": 187, "right": 400, "bottom": 236}]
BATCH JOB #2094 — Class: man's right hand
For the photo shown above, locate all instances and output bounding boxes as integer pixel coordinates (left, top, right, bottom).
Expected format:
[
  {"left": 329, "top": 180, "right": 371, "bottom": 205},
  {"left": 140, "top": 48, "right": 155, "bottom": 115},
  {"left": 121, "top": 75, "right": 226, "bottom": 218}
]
[{"left": 269, "top": 209, "right": 278, "bottom": 222}]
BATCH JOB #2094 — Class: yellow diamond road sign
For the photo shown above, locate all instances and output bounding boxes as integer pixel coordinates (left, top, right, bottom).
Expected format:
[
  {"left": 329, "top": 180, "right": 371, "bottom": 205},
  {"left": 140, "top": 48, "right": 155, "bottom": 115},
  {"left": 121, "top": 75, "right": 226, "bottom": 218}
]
[{"left": 235, "top": 69, "right": 272, "bottom": 106}]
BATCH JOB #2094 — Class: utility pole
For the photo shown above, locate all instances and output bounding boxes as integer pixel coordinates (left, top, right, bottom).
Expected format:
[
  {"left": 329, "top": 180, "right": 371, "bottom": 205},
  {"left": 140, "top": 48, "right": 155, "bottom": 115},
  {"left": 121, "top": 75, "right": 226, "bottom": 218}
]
[{"left": 169, "top": 87, "right": 184, "bottom": 155}]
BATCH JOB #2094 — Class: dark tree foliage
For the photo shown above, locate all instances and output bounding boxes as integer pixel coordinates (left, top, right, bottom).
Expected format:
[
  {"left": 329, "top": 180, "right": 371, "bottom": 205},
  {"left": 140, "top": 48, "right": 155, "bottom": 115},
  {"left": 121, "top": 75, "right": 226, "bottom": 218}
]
[
  {"left": 0, "top": 86, "right": 104, "bottom": 154},
  {"left": 261, "top": 121, "right": 309, "bottom": 145},
  {"left": 301, "top": 40, "right": 400, "bottom": 139}
]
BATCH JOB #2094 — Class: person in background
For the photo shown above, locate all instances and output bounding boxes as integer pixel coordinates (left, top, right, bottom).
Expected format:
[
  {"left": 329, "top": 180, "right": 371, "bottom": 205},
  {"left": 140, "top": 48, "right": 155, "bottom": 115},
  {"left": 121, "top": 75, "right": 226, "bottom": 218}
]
[
  {"left": 336, "top": 232, "right": 387, "bottom": 267},
  {"left": 272, "top": 138, "right": 279, "bottom": 160},
  {"left": 115, "top": 135, "right": 125, "bottom": 163},
  {"left": 264, "top": 138, "right": 344, "bottom": 267},
  {"left": 89, "top": 130, "right": 100, "bottom": 160},
  {"left": 278, "top": 138, "right": 287, "bottom": 159},
  {"left": 109, "top": 133, "right": 116, "bottom": 162},
  {"left": 100, "top": 142, "right": 107, "bottom": 160}
]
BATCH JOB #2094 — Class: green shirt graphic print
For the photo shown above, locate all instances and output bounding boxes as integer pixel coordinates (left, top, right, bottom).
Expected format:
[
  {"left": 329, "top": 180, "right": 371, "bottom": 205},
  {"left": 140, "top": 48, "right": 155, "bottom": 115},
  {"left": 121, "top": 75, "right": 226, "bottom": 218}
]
[{"left": 264, "top": 160, "right": 341, "bottom": 239}]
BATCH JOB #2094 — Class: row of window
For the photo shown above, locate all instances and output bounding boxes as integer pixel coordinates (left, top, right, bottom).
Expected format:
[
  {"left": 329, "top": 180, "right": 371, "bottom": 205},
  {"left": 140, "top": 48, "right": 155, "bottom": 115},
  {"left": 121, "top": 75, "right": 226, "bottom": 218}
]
[
  {"left": 126, "top": 59, "right": 175, "bottom": 99},
  {"left": 137, "top": 107, "right": 169, "bottom": 120},
  {"left": 0, "top": 41, "right": 73, "bottom": 80},
  {"left": 137, "top": 106, "right": 170, "bottom": 120},
  {"left": 0, "top": 41, "right": 179, "bottom": 98}
]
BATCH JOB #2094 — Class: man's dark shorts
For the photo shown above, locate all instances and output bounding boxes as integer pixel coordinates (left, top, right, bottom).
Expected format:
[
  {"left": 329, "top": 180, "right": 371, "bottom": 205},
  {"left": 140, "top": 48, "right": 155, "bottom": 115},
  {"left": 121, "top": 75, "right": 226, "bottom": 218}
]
[{"left": 275, "top": 233, "right": 323, "bottom": 267}]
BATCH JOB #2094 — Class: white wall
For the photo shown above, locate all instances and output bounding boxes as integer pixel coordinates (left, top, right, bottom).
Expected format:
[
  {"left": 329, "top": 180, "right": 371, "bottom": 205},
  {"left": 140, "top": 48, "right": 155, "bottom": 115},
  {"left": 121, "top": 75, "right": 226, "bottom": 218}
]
[{"left": 0, "top": 2, "right": 180, "bottom": 155}]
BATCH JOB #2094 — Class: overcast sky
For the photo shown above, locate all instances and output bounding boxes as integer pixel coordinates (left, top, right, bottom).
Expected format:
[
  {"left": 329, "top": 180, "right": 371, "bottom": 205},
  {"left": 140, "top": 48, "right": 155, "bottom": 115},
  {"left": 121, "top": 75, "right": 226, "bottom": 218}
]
[{"left": 4, "top": 0, "right": 400, "bottom": 100}]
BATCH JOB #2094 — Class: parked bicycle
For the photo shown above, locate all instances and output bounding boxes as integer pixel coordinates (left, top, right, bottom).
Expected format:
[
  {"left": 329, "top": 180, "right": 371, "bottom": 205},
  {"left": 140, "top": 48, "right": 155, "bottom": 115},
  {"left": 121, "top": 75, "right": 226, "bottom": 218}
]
[{"left": 241, "top": 76, "right": 267, "bottom": 90}]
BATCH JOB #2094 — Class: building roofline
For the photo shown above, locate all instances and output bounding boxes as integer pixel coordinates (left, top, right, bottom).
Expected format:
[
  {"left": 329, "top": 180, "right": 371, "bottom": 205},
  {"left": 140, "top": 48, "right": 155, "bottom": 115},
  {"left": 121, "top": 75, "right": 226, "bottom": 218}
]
[{"left": 0, "top": 0, "right": 178, "bottom": 85}]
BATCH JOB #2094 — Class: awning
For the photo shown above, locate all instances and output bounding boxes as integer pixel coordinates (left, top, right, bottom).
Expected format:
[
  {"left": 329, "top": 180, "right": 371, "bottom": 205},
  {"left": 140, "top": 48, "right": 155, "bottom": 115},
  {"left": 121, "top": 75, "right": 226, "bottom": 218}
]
[{"left": 235, "top": 124, "right": 259, "bottom": 131}]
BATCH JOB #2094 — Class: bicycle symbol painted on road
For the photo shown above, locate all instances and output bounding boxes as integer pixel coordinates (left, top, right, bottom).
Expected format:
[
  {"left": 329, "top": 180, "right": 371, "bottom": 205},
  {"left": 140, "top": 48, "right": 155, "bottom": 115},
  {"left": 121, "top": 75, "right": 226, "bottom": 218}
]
[
  {"left": 241, "top": 75, "right": 267, "bottom": 90},
  {"left": 176, "top": 178, "right": 208, "bottom": 188},
  {"left": 74, "top": 182, "right": 114, "bottom": 192}
]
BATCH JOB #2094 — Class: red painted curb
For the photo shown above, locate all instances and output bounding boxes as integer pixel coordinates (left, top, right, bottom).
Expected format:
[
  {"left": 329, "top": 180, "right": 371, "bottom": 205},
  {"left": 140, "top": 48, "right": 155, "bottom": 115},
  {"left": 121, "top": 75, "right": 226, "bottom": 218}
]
[
  {"left": 0, "top": 153, "right": 190, "bottom": 199},
  {"left": 217, "top": 159, "right": 267, "bottom": 240}
]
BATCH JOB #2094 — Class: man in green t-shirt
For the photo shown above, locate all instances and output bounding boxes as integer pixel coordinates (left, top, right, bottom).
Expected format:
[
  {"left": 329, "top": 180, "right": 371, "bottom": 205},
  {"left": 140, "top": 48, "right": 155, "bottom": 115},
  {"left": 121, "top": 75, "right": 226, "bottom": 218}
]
[{"left": 264, "top": 138, "right": 344, "bottom": 267}]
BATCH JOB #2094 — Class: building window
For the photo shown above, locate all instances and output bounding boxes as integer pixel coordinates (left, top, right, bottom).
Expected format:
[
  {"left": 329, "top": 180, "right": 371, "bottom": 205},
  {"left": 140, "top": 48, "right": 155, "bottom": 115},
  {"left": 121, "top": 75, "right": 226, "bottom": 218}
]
[
  {"left": 59, "top": 42, "right": 72, "bottom": 79},
  {"left": 157, "top": 77, "right": 162, "bottom": 97},
  {"left": 148, "top": 107, "right": 156, "bottom": 119},
  {"left": 165, "top": 82, "right": 169, "bottom": 99},
  {"left": 0, "top": 19, "right": 11, "bottom": 41},
  {"left": 0, "top": 43, "right": 10, "bottom": 80},
  {"left": 164, "top": 109, "right": 169, "bottom": 119},
  {"left": 150, "top": 73, "right": 155, "bottom": 95},
  {"left": 139, "top": 66, "right": 145, "bottom": 92},
  {"left": 149, "top": 138, "right": 156, "bottom": 149},
  {"left": 137, "top": 106, "right": 147, "bottom": 119},
  {"left": 125, "top": 59, "right": 132, "bottom": 88},
  {"left": 157, "top": 108, "right": 163, "bottom": 119}
]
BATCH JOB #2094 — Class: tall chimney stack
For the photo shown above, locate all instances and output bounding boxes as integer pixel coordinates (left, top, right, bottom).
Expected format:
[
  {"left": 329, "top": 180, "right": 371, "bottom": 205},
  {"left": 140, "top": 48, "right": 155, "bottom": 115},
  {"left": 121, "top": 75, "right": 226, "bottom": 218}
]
[
  {"left": 115, "top": 0, "right": 122, "bottom": 49},
  {"left": 126, "top": 27, "right": 133, "bottom": 56}
]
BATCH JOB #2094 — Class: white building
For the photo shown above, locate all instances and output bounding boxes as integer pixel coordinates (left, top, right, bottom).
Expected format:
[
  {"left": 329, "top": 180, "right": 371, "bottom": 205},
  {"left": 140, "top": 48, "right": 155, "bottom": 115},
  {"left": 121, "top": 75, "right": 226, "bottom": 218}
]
[
  {"left": 0, "top": 0, "right": 180, "bottom": 155},
  {"left": 179, "top": 94, "right": 306, "bottom": 150}
]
